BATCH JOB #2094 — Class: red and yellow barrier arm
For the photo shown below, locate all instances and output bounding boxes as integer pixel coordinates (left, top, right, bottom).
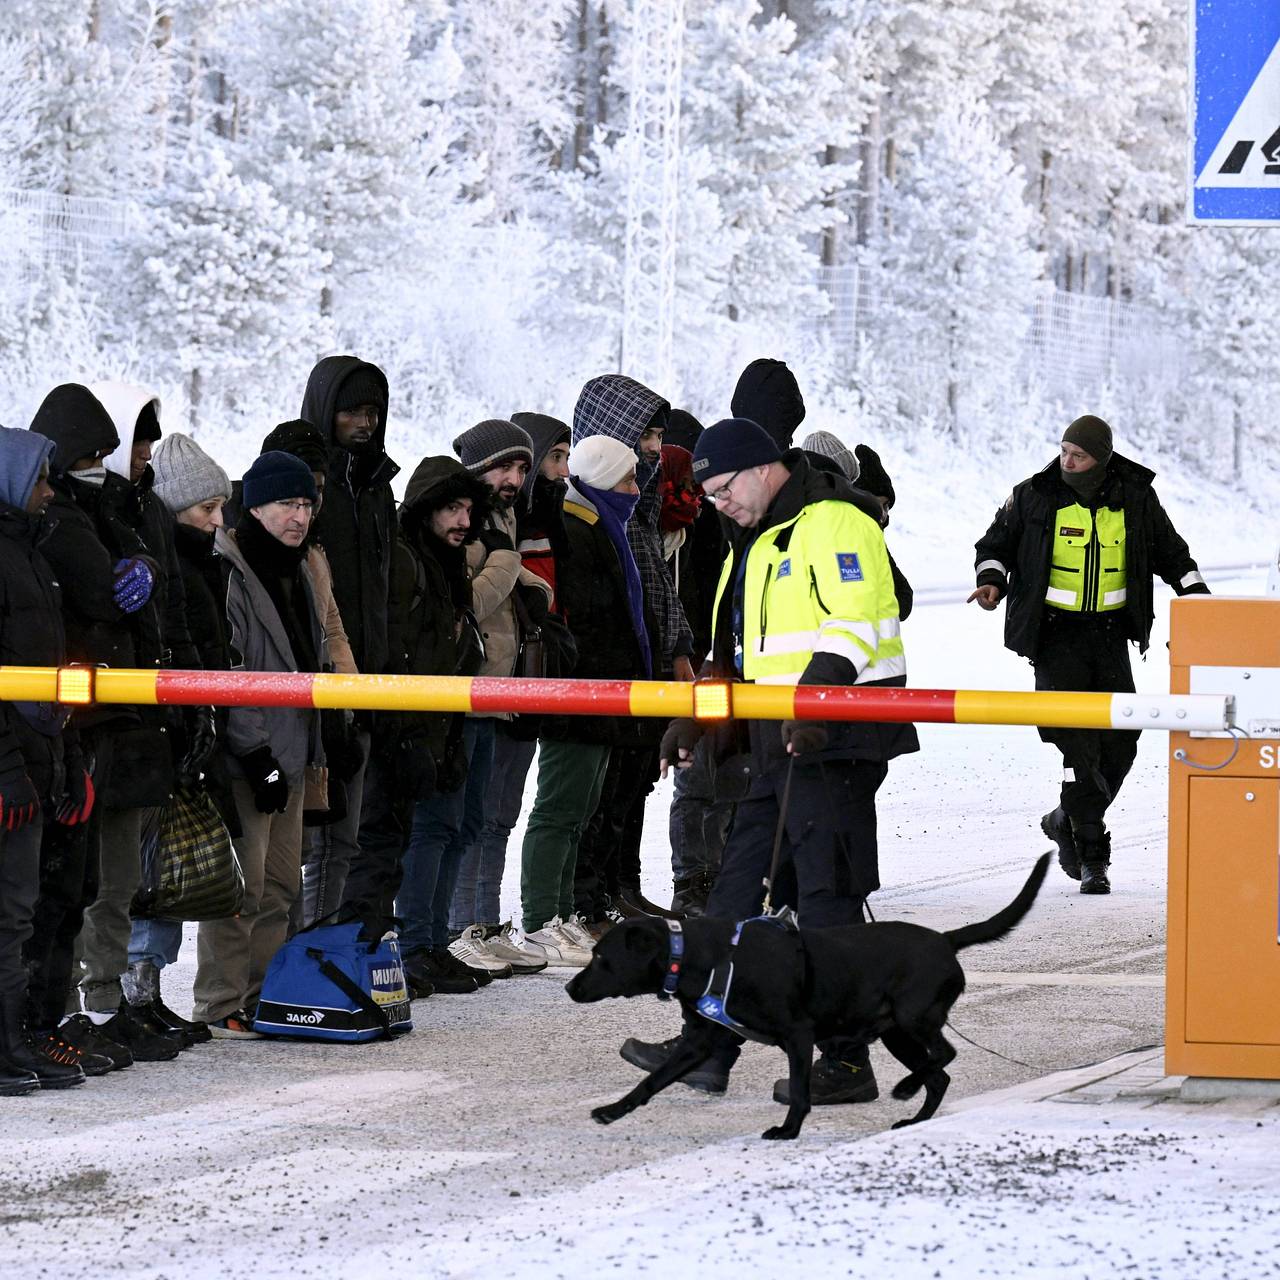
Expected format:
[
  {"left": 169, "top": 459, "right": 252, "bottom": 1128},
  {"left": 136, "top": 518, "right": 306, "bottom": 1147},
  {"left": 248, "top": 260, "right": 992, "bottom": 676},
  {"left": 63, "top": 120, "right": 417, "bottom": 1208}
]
[{"left": 0, "top": 667, "right": 1232, "bottom": 733}]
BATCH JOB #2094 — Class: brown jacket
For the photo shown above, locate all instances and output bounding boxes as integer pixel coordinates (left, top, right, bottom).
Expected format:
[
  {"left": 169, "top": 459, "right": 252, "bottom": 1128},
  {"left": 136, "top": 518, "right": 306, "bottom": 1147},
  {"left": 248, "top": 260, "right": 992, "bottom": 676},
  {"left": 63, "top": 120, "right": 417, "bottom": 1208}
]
[{"left": 307, "top": 545, "right": 357, "bottom": 674}]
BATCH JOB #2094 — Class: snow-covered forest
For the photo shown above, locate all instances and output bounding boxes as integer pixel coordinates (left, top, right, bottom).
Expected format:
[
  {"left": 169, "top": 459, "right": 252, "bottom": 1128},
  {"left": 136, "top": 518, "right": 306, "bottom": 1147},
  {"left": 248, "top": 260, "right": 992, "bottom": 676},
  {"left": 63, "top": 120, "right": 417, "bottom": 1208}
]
[{"left": 0, "top": 0, "right": 1273, "bottom": 497}]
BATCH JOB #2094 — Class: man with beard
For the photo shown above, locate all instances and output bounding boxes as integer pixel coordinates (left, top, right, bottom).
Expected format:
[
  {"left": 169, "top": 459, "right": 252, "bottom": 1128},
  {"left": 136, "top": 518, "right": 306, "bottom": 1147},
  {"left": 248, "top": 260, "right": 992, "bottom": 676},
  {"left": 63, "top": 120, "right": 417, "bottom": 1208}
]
[
  {"left": 298, "top": 358, "right": 398, "bottom": 921},
  {"left": 395, "top": 421, "right": 551, "bottom": 991},
  {"left": 968, "top": 415, "right": 1208, "bottom": 893}
]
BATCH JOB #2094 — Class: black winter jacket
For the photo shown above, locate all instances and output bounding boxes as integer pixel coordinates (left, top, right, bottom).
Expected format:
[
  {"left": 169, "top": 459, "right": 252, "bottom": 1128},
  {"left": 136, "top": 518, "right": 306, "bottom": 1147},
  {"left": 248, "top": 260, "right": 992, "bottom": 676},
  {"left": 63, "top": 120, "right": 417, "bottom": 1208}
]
[
  {"left": 540, "top": 482, "right": 658, "bottom": 747},
  {"left": 301, "top": 356, "right": 400, "bottom": 674},
  {"left": 0, "top": 503, "right": 68, "bottom": 799},
  {"left": 974, "top": 454, "right": 1208, "bottom": 660}
]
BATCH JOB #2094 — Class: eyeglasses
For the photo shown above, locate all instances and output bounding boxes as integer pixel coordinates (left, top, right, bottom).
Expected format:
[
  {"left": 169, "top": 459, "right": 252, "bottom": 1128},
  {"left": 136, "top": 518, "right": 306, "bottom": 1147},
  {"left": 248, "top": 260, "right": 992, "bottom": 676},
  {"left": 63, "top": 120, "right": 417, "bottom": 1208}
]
[
  {"left": 273, "top": 500, "right": 314, "bottom": 514},
  {"left": 706, "top": 470, "right": 743, "bottom": 505}
]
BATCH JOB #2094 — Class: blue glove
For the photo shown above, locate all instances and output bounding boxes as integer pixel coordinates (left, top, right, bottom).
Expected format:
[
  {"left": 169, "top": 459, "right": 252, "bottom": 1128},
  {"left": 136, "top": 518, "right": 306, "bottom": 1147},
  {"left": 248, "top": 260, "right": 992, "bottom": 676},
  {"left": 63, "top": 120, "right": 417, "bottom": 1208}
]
[{"left": 113, "top": 557, "right": 155, "bottom": 613}]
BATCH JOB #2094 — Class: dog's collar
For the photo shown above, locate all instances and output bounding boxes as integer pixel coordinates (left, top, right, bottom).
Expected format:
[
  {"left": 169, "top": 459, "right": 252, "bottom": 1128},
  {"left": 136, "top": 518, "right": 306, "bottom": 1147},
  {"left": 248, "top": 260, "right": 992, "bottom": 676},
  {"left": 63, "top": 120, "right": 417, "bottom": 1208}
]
[{"left": 658, "top": 919, "right": 684, "bottom": 1000}]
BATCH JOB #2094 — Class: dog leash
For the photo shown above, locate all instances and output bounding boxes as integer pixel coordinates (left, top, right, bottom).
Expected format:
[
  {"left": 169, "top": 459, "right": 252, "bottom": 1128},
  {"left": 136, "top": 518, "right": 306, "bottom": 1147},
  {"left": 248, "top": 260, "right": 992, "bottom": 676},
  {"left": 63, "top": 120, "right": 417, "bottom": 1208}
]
[{"left": 761, "top": 753, "right": 795, "bottom": 914}]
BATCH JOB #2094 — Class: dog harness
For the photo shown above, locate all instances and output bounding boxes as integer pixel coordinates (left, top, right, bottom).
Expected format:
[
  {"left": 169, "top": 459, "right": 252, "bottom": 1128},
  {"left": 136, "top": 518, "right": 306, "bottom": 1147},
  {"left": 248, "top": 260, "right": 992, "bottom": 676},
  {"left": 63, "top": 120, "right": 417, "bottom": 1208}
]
[{"left": 694, "top": 911, "right": 798, "bottom": 1044}]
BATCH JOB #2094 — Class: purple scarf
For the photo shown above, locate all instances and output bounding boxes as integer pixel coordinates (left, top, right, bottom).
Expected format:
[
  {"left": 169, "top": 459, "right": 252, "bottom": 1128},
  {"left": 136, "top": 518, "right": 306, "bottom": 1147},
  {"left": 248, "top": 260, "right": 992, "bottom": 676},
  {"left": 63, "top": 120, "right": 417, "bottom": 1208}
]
[{"left": 577, "top": 479, "right": 652, "bottom": 678}]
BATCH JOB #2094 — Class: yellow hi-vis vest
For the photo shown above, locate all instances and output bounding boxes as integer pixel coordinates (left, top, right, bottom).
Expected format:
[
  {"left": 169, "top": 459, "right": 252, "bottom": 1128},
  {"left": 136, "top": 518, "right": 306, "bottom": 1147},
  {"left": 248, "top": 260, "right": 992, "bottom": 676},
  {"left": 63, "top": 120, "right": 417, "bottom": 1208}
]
[
  {"left": 712, "top": 499, "right": 904, "bottom": 685},
  {"left": 1046, "top": 502, "right": 1127, "bottom": 612}
]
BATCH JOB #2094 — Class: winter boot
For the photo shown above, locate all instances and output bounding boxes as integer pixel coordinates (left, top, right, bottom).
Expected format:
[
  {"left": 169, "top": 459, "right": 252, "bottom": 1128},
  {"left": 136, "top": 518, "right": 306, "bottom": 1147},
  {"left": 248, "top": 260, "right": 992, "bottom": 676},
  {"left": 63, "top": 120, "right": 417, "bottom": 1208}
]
[
  {"left": 123, "top": 961, "right": 212, "bottom": 1045},
  {"left": 401, "top": 953, "right": 435, "bottom": 1000},
  {"left": 614, "top": 887, "right": 682, "bottom": 921},
  {"left": 0, "top": 994, "right": 40, "bottom": 1096},
  {"left": 772, "top": 1045, "right": 879, "bottom": 1106},
  {"left": 620, "top": 1035, "right": 734, "bottom": 1094},
  {"left": 1075, "top": 824, "right": 1112, "bottom": 895},
  {"left": 671, "top": 869, "right": 714, "bottom": 917},
  {"left": 95, "top": 1001, "right": 181, "bottom": 1062},
  {"left": 0, "top": 993, "right": 84, "bottom": 1090},
  {"left": 1041, "top": 808, "right": 1080, "bottom": 880}
]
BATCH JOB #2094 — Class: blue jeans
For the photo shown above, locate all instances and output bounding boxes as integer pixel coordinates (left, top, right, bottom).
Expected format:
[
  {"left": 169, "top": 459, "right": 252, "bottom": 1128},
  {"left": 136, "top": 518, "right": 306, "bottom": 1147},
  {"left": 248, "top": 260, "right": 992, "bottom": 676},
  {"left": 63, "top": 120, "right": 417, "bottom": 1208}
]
[
  {"left": 396, "top": 719, "right": 495, "bottom": 954},
  {"left": 450, "top": 727, "right": 536, "bottom": 930},
  {"left": 129, "top": 916, "right": 183, "bottom": 969}
]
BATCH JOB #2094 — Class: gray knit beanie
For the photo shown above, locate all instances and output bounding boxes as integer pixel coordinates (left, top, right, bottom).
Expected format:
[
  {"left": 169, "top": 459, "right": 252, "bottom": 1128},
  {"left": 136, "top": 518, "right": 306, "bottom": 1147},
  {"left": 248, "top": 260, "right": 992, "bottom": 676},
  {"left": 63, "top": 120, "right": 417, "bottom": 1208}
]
[
  {"left": 151, "top": 432, "right": 231, "bottom": 514},
  {"left": 452, "top": 418, "right": 534, "bottom": 475},
  {"left": 801, "top": 430, "right": 860, "bottom": 482}
]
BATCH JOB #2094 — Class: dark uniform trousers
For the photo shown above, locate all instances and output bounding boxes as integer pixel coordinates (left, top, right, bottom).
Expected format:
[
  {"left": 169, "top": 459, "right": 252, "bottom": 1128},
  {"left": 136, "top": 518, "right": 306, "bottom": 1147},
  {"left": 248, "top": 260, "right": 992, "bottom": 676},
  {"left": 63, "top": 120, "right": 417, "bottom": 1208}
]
[
  {"left": 689, "top": 728, "right": 889, "bottom": 1067},
  {"left": 1034, "top": 615, "right": 1140, "bottom": 831}
]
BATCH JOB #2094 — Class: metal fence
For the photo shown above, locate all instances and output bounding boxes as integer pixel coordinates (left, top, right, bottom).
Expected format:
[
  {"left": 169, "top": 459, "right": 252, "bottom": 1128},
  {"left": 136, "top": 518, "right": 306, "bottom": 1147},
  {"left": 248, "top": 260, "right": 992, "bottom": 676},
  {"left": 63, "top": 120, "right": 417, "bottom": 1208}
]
[
  {"left": 0, "top": 186, "right": 136, "bottom": 282},
  {"left": 813, "top": 263, "right": 1182, "bottom": 396}
]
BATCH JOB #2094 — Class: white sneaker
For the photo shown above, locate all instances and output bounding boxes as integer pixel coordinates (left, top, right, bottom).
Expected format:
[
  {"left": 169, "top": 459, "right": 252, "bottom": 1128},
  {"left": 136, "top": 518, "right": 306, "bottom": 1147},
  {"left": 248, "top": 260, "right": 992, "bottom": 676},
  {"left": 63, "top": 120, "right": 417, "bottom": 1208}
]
[
  {"left": 525, "top": 917, "right": 592, "bottom": 967},
  {"left": 559, "top": 916, "right": 597, "bottom": 951},
  {"left": 448, "top": 924, "right": 515, "bottom": 978},
  {"left": 481, "top": 923, "right": 549, "bottom": 974}
]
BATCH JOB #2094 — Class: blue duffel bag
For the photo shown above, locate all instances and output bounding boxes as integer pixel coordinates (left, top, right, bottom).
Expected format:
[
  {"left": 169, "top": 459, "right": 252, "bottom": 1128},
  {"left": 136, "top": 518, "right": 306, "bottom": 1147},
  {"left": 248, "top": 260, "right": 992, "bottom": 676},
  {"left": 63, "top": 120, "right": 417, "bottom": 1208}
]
[{"left": 253, "top": 919, "right": 413, "bottom": 1042}]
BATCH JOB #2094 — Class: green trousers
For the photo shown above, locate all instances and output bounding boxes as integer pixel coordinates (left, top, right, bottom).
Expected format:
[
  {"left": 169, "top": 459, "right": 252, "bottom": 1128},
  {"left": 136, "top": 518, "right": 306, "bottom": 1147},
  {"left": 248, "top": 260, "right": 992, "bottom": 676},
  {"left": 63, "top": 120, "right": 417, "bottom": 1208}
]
[{"left": 520, "top": 740, "right": 611, "bottom": 933}]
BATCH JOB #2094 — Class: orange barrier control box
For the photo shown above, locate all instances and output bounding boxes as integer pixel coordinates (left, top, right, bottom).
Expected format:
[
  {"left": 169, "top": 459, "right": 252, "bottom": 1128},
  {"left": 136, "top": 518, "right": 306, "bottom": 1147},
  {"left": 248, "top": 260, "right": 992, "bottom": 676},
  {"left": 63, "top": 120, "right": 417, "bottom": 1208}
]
[{"left": 1167, "top": 596, "right": 1280, "bottom": 1080}]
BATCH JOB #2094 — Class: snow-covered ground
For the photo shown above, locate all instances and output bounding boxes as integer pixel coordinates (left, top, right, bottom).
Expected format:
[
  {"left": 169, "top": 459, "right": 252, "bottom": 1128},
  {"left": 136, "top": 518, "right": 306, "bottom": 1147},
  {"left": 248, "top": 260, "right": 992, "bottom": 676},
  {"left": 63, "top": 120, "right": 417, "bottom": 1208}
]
[{"left": 6, "top": 561, "right": 1276, "bottom": 1278}]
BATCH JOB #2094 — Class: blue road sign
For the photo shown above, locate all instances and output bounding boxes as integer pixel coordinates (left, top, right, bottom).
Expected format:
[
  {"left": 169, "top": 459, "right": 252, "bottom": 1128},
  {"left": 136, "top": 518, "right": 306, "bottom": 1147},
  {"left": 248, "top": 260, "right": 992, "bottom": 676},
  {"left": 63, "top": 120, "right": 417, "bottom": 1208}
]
[{"left": 1189, "top": 0, "right": 1280, "bottom": 224}]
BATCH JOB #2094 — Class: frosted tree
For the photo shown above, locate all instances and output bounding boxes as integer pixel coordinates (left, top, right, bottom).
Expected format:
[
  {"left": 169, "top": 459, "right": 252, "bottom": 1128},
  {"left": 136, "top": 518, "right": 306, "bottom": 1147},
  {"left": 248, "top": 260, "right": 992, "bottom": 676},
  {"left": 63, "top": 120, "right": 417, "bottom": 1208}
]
[
  {"left": 227, "top": 0, "right": 479, "bottom": 316},
  {"left": 869, "top": 100, "right": 1042, "bottom": 437},
  {"left": 118, "top": 145, "right": 329, "bottom": 430},
  {"left": 445, "top": 0, "right": 577, "bottom": 220}
]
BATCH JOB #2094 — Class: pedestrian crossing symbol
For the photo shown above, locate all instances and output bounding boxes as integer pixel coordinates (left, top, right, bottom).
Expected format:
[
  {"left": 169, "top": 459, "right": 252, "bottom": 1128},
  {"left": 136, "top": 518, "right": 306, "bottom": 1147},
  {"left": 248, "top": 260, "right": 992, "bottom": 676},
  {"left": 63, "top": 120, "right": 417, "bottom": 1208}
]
[
  {"left": 1197, "top": 38, "right": 1280, "bottom": 188},
  {"left": 1189, "top": 0, "right": 1280, "bottom": 224}
]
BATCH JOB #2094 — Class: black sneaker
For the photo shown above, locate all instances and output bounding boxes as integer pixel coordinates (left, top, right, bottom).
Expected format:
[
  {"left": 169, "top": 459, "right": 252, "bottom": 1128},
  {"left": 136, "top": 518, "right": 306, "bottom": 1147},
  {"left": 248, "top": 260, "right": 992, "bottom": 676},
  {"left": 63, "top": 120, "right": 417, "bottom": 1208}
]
[
  {"left": 419, "top": 949, "right": 478, "bottom": 995},
  {"left": 430, "top": 946, "right": 490, "bottom": 988},
  {"left": 127, "top": 1000, "right": 197, "bottom": 1050},
  {"left": 97, "top": 1003, "right": 181, "bottom": 1062},
  {"left": 60, "top": 1014, "right": 134, "bottom": 1070},
  {"left": 773, "top": 1052, "right": 879, "bottom": 1106},
  {"left": 402, "top": 954, "right": 435, "bottom": 1000},
  {"left": 39, "top": 1029, "right": 113, "bottom": 1078},
  {"left": 620, "top": 1036, "right": 730, "bottom": 1094}
]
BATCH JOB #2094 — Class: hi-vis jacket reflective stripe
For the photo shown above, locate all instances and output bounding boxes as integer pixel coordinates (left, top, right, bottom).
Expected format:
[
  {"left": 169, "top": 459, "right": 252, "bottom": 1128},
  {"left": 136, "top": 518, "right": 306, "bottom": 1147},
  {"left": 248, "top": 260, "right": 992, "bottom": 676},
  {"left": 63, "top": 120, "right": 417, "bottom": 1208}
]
[
  {"left": 1046, "top": 503, "right": 1127, "bottom": 612},
  {"left": 712, "top": 498, "right": 904, "bottom": 685}
]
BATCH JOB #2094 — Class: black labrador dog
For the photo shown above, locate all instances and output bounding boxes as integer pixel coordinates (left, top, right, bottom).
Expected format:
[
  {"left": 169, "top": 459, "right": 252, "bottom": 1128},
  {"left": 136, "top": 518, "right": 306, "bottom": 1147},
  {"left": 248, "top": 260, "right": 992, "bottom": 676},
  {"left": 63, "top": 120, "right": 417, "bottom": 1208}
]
[{"left": 567, "top": 853, "right": 1049, "bottom": 1140}]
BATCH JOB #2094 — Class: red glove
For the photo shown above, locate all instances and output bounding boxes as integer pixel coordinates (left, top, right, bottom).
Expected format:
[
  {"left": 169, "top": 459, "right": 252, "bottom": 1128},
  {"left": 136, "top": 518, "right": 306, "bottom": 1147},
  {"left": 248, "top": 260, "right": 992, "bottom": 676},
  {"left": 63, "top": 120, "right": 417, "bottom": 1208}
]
[
  {"left": 0, "top": 775, "right": 40, "bottom": 832},
  {"left": 56, "top": 769, "right": 95, "bottom": 826}
]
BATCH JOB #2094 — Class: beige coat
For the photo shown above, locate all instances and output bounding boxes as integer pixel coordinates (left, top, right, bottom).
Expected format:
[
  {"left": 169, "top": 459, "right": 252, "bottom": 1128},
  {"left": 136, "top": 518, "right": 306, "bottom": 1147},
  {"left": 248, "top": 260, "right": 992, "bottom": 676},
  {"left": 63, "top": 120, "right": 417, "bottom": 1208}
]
[
  {"left": 306, "top": 545, "right": 357, "bottom": 674},
  {"left": 465, "top": 502, "right": 552, "bottom": 719}
]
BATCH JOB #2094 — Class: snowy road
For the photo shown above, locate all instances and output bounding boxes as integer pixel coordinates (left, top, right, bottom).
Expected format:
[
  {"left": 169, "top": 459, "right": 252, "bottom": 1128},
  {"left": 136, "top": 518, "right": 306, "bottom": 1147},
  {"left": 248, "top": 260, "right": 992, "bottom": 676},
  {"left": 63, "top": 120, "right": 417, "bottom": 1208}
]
[{"left": 2, "top": 573, "right": 1273, "bottom": 1278}]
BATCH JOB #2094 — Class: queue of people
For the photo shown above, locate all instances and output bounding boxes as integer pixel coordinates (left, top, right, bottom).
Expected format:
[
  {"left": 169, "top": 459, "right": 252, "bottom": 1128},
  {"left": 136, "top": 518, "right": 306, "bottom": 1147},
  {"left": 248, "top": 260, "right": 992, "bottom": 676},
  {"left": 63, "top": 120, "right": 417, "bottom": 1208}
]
[{"left": 0, "top": 352, "right": 1206, "bottom": 1103}]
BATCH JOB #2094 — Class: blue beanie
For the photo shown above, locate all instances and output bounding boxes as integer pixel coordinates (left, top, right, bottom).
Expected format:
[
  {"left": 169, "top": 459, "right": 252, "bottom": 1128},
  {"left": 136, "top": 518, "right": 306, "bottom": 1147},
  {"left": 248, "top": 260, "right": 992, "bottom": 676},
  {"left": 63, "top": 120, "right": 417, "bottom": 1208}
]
[
  {"left": 242, "top": 450, "right": 318, "bottom": 509},
  {"left": 691, "top": 418, "right": 781, "bottom": 485}
]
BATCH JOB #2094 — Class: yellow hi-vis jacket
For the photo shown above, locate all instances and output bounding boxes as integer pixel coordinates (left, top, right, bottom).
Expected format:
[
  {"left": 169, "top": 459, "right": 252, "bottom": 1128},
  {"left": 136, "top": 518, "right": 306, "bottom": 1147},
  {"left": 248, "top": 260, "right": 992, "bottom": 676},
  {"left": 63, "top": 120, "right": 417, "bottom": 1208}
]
[
  {"left": 1045, "top": 502, "right": 1127, "bottom": 612},
  {"left": 712, "top": 498, "right": 905, "bottom": 685}
]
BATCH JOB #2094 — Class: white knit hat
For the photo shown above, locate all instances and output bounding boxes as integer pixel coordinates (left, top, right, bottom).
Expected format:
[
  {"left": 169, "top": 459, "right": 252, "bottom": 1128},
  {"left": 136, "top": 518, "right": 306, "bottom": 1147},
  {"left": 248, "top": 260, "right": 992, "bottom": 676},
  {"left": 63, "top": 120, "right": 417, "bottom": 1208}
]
[
  {"left": 151, "top": 432, "right": 232, "bottom": 514},
  {"left": 570, "top": 436, "right": 636, "bottom": 490}
]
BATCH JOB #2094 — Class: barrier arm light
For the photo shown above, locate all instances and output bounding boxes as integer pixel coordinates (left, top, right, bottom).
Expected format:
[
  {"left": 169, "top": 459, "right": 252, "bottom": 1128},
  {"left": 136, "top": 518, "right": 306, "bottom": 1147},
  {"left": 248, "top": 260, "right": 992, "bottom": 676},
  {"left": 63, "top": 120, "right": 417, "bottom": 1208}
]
[
  {"left": 692, "top": 679, "right": 732, "bottom": 721},
  {"left": 56, "top": 666, "right": 96, "bottom": 706}
]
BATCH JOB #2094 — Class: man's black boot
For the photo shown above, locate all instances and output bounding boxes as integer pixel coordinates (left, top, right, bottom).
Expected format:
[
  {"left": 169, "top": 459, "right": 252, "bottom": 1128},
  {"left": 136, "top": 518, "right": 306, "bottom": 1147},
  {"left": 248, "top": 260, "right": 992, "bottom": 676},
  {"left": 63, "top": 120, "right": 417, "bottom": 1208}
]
[
  {"left": 620, "top": 1035, "right": 732, "bottom": 1094},
  {"left": 96, "top": 1002, "right": 181, "bottom": 1062},
  {"left": 1075, "top": 824, "right": 1112, "bottom": 895},
  {"left": 0, "top": 994, "right": 84, "bottom": 1090},
  {"left": 671, "top": 870, "right": 714, "bottom": 917},
  {"left": 1041, "top": 808, "right": 1080, "bottom": 880},
  {"left": 773, "top": 1045, "right": 879, "bottom": 1106},
  {"left": 123, "top": 961, "right": 211, "bottom": 1044},
  {"left": 0, "top": 995, "right": 40, "bottom": 1095}
]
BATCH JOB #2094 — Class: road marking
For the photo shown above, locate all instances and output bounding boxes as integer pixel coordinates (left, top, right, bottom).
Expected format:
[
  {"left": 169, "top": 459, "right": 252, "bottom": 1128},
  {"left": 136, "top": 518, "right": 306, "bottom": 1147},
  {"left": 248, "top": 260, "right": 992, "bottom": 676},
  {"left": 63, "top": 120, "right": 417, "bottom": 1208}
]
[{"left": 966, "top": 971, "right": 1162, "bottom": 988}]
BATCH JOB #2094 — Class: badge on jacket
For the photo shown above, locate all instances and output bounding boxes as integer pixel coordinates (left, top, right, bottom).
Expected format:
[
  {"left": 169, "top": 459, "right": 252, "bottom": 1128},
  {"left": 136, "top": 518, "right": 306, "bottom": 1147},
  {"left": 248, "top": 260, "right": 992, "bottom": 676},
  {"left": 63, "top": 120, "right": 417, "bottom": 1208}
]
[
  {"left": 836, "top": 552, "right": 863, "bottom": 582},
  {"left": 777, "top": 557, "right": 791, "bottom": 578}
]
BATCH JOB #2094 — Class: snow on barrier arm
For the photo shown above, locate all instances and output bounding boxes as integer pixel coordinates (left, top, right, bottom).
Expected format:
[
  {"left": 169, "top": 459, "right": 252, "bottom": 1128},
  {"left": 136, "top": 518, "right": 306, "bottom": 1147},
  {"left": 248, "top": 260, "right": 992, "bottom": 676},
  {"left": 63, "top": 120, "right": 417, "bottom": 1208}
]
[{"left": 0, "top": 667, "right": 1234, "bottom": 734}]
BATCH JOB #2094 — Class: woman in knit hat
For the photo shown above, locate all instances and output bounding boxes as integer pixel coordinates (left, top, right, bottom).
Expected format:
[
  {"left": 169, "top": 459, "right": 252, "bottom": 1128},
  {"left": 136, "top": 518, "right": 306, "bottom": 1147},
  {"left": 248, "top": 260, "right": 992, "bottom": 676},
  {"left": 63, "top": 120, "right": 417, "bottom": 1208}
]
[{"left": 515, "top": 436, "right": 655, "bottom": 965}]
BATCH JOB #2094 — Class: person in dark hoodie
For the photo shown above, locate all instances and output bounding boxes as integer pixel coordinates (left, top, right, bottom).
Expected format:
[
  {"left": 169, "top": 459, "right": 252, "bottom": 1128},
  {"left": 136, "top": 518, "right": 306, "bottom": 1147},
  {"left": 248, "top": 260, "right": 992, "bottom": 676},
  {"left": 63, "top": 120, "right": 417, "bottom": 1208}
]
[
  {"left": 0, "top": 426, "right": 98, "bottom": 1094},
  {"left": 26, "top": 384, "right": 181, "bottom": 1068},
  {"left": 730, "top": 357, "right": 807, "bottom": 452},
  {"left": 446, "top": 412, "right": 571, "bottom": 974},
  {"left": 627, "top": 418, "right": 919, "bottom": 1106},
  {"left": 350, "top": 456, "right": 493, "bottom": 995},
  {"left": 298, "top": 358, "right": 398, "bottom": 919}
]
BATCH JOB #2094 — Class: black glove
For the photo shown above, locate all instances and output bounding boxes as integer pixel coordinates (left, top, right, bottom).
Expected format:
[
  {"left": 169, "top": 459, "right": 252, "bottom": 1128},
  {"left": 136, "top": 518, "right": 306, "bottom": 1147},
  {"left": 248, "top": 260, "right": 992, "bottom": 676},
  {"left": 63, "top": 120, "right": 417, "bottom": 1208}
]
[
  {"left": 391, "top": 737, "right": 436, "bottom": 801},
  {"left": 238, "top": 745, "right": 289, "bottom": 814},
  {"left": 478, "top": 524, "right": 514, "bottom": 555},
  {"left": 781, "top": 720, "right": 829, "bottom": 756},
  {"left": 659, "top": 718, "right": 704, "bottom": 772},
  {"left": 0, "top": 773, "right": 40, "bottom": 831},
  {"left": 180, "top": 707, "right": 217, "bottom": 782}
]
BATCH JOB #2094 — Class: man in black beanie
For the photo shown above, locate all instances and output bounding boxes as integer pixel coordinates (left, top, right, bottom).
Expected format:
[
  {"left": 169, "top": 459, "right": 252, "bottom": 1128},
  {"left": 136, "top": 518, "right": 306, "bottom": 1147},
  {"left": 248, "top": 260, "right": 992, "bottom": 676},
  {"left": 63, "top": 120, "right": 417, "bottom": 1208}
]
[
  {"left": 969, "top": 415, "right": 1209, "bottom": 894},
  {"left": 298, "top": 358, "right": 398, "bottom": 921}
]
